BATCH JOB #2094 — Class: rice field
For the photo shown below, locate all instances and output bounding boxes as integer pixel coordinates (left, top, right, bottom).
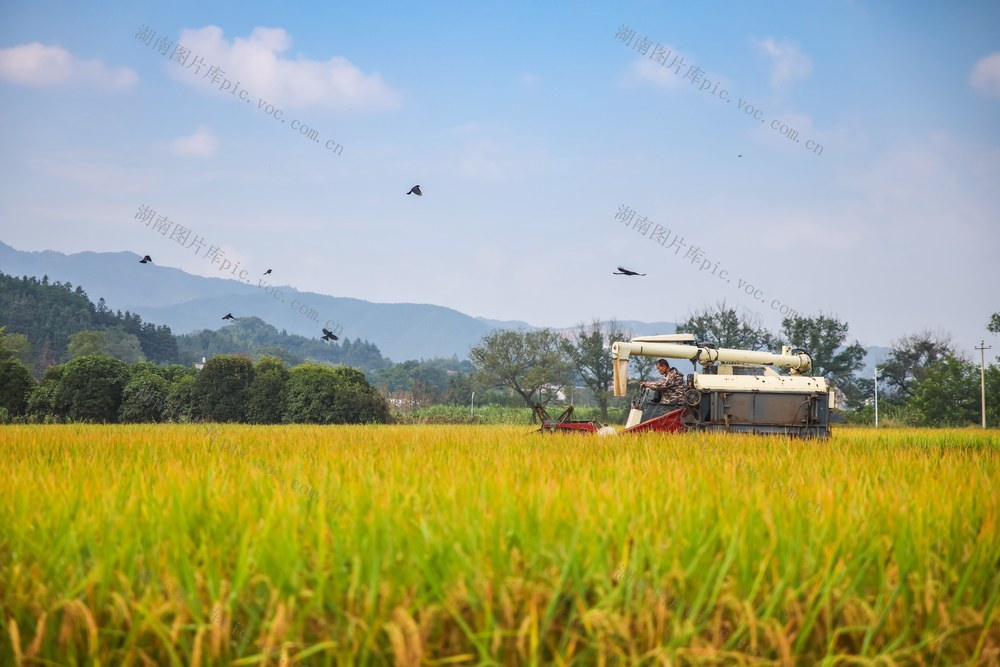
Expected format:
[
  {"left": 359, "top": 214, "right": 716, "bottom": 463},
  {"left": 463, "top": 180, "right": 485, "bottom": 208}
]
[{"left": 1, "top": 424, "right": 998, "bottom": 666}]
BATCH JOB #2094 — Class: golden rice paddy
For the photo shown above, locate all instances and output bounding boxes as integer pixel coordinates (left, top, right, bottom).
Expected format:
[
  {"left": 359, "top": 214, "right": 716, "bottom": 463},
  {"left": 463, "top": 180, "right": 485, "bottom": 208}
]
[{"left": 1, "top": 424, "right": 998, "bottom": 665}]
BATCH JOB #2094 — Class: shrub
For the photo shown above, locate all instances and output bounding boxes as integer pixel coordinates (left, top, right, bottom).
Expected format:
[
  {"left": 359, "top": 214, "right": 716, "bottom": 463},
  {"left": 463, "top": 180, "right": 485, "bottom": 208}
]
[
  {"left": 119, "top": 372, "right": 169, "bottom": 423},
  {"left": 0, "top": 358, "right": 35, "bottom": 417},
  {"left": 247, "top": 356, "right": 289, "bottom": 424},
  {"left": 53, "top": 355, "right": 130, "bottom": 423},
  {"left": 285, "top": 364, "right": 390, "bottom": 424},
  {"left": 165, "top": 375, "right": 199, "bottom": 422},
  {"left": 192, "top": 355, "right": 254, "bottom": 422}
]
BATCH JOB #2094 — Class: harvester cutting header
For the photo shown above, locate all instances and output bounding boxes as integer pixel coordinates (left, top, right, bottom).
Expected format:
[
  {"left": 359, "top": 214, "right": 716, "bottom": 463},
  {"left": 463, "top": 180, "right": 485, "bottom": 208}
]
[{"left": 538, "top": 334, "right": 832, "bottom": 438}]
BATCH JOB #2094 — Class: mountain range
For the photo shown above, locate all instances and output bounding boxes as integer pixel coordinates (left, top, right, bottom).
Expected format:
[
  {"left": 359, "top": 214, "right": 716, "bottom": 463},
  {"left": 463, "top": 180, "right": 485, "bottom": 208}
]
[{"left": 0, "top": 241, "right": 680, "bottom": 362}]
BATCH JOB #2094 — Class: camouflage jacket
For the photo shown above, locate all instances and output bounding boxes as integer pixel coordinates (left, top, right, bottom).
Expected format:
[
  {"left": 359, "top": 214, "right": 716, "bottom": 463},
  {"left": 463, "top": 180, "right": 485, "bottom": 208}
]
[{"left": 648, "top": 367, "right": 686, "bottom": 404}]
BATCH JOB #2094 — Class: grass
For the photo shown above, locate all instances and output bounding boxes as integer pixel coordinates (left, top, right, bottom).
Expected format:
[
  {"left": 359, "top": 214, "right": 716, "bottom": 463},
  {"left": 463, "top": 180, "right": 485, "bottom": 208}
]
[{"left": 0, "top": 424, "right": 998, "bottom": 665}]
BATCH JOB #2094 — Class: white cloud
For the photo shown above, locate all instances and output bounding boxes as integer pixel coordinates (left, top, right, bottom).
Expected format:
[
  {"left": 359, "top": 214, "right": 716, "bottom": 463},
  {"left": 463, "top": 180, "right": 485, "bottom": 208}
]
[
  {"left": 753, "top": 37, "right": 812, "bottom": 89},
  {"left": 168, "top": 126, "right": 218, "bottom": 158},
  {"left": 0, "top": 42, "right": 137, "bottom": 89},
  {"left": 970, "top": 52, "right": 1000, "bottom": 99},
  {"left": 620, "top": 56, "right": 684, "bottom": 90},
  {"left": 170, "top": 26, "right": 401, "bottom": 111}
]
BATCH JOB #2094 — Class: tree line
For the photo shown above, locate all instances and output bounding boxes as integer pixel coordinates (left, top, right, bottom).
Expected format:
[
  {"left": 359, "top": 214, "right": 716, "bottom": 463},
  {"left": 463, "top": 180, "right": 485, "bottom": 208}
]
[
  {"left": 0, "top": 342, "right": 389, "bottom": 424},
  {"left": 466, "top": 303, "right": 1000, "bottom": 427},
  {"left": 1, "top": 271, "right": 995, "bottom": 427}
]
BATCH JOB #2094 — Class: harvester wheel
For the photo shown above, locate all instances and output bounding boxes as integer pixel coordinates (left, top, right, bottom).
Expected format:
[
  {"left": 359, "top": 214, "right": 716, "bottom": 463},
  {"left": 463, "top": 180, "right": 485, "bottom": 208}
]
[{"left": 684, "top": 388, "right": 702, "bottom": 406}]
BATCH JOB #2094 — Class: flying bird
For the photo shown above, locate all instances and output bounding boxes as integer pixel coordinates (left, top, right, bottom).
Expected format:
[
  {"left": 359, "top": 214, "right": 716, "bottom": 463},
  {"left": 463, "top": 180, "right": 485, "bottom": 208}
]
[
  {"left": 613, "top": 266, "right": 646, "bottom": 276},
  {"left": 738, "top": 154, "right": 743, "bottom": 158},
  {"left": 406, "top": 185, "right": 422, "bottom": 196},
  {"left": 222, "top": 313, "right": 236, "bottom": 320},
  {"left": 139, "top": 255, "right": 152, "bottom": 264},
  {"left": 321, "top": 328, "right": 339, "bottom": 341},
  {"left": 263, "top": 269, "right": 272, "bottom": 275}
]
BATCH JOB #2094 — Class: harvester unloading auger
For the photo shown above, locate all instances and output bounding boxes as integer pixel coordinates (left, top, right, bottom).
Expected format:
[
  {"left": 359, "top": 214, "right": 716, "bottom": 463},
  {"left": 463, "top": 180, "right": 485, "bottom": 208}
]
[{"left": 539, "top": 334, "right": 832, "bottom": 438}]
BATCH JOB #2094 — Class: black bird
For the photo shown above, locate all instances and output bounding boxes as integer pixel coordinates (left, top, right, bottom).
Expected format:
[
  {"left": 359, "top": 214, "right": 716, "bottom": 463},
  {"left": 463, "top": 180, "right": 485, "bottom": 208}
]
[
  {"left": 613, "top": 266, "right": 646, "bottom": 276},
  {"left": 222, "top": 313, "right": 236, "bottom": 320},
  {"left": 263, "top": 269, "right": 272, "bottom": 275},
  {"left": 321, "top": 328, "right": 339, "bottom": 341},
  {"left": 738, "top": 154, "right": 743, "bottom": 158},
  {"left": 139, "top": 255, "right": 152, "bottom": 264},
  {"left": 406, "top": 185, "right": 422, "bottom": 196}
]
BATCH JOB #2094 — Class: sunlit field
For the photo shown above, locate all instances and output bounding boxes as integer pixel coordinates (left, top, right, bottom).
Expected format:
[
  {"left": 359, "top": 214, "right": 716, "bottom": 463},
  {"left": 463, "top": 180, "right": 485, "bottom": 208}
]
[{"left": 1, "top": 425, "right": 998, "bottom": 665}]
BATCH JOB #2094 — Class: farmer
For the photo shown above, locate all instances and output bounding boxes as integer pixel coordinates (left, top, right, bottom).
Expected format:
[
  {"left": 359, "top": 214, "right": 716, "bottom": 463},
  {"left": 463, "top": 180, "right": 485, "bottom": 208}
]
[{"left": 640, "top": 358, "right": 686, "bottom": 407}]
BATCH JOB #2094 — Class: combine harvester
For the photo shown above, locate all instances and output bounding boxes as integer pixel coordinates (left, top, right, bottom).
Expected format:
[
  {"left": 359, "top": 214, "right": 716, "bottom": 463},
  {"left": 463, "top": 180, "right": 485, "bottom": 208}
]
[{"left": 539, "top": 334, "right": 832, "bottom": 438}]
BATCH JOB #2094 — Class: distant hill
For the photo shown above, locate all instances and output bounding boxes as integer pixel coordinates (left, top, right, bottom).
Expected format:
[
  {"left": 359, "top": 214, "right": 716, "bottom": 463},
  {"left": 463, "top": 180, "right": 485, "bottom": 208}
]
[
  {"left": 2, "top": 241, "right": 689, "bottom": 361},
  {"left": 0, "top": 241, "right": 536, "bottom": 361},
  {"left": 175, "top": 316, "right": 391, "bottom": 371},
  {"left": 2, "top": 241, "right": 894, "bottom": 364},
  {"left": 0, "top": 272, "right": 396, "bottom": 375}
]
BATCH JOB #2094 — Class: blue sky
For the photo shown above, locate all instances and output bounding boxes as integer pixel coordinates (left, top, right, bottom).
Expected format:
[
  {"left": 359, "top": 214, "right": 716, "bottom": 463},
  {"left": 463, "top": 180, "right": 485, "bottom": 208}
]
[{"left": 1, "top": 0, "right": 998, "bottom": 356}]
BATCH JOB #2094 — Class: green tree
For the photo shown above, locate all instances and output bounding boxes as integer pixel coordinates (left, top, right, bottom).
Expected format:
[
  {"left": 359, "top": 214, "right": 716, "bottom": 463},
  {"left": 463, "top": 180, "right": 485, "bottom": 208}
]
[
  {"left": 0, "top": 358, "right": 35, "bottom": 417},
  {"left": 256, "top": 344, "right": 305, "bottom": 367},
  {"left": 284, "top": 364, "right": 389, "bottom": 424},
  {"left": 988, "top": 312, "right": 1000, "bottom": 335},
  {"left": 128, "top": 360, "right": 163, "bottom": 378},
  {"left": 54, "top": 355, "right": 130, "bottom": 423},
  {"left": 779, "top": 314, "right": 867, "bottom": 405},
  {"left": 561, "top": 319, "right": 628, "bottom": 420},
  {"left": 26, "top": 365, "right": 64, "bottom": 422},
  {"left": 370, "top": 360, "right": 451, "bottom": 406},
  {"left": 0, "top": 326, "right": 33, "bottom": 367},
  {"left": 0, "top": 274, "right": 95, "bottom": 363},
  {"left": 879, "top": 331, "right": 956, "bottom": 402},
  {"left": 676, "top": 301, "right": 776, "bottom": 350},
  {"left": 331, "top": 381, "right": 391, "bottom": 423},
  {"left": 909, "top": 357, "right": 997, "bottom": 427},
  {"left": 330, "top": 366, "right": 389, "bottom": 423},
  {"left": 192, "top": 355, "right": 255, "bottom": 422},
  {"left": 165, "top": 375, "right": 199, "bottom": 422},
  {"left": 119, "top": 371, "right": 169, "bottom": 423},
  {"left": 104, "top": 327, "right": 146, "bottom": 364},
  {"left": 442, "top": 373, "right": 474, "bottom": 406},
  {"left": 34, "top": 340, "right": 58, "bottom": 380},
  {"left": 284, "top": 364, "right": 341, "bottom": 423},
  {"left": 469, "top": 329, "right": 573, "bottom": 413},
  {"left": 160, "top": 364, "right": 196, "bottom": 384},
  {"left": 68, "top": 330, "right": 106, "bottom": 358},
  {"left": 247, "top": 356, "right": 289, "bottom": 424}
]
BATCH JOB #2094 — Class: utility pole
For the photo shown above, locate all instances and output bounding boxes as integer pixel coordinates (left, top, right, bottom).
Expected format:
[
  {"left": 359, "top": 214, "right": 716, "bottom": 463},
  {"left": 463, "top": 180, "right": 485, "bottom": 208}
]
[
  {"left": 975, "top": 340, "right": 991, "bottom": 429},
  {"left": 873, "top": 366, "right": 879, "bottom": 428}
]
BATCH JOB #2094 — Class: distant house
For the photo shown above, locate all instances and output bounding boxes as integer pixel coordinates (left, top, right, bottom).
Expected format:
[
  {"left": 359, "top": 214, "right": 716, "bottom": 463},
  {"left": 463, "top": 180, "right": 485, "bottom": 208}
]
[{"left": 194, "top": 356, "right": 206, "bottom": 371}]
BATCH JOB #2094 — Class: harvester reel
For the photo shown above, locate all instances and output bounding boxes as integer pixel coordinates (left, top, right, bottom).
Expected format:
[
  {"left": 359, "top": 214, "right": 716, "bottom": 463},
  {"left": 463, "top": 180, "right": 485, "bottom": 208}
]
[{"left": 684, "top": 388, "right": 702, "bottom": 406}]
